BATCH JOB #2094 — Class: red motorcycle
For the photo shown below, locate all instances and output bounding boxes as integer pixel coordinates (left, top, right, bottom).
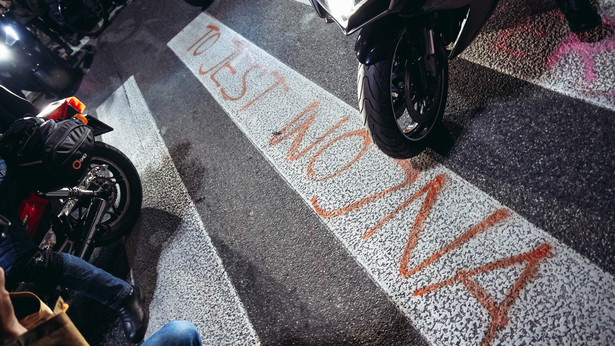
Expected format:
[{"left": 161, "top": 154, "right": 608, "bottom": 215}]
[{"left": 15, "top": 97, "right": 141, "bottom": 262}]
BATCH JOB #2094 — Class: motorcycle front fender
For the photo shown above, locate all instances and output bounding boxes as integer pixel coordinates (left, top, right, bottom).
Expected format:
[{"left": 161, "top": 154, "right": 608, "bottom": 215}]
[
  {"left": 85, "top": 115, "right": 114, "bottom": 136},
  {"left": 447, "top": 0, "right": 500, "bottom": 59},
  {"left": 355, "top": 18, "right": 404, "bottom": 65},
  {"left": 310, "top": 0, "right": 326, "bottom": 19}
]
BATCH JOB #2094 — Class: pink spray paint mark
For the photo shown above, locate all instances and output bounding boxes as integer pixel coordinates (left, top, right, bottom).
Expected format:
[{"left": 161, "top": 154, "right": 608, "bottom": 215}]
[
  {"left": 494, "top": 10, "right": 551, "bottom": 59},
  {"left": 547, "top": 17, "right": 615, "bottom": 85}
]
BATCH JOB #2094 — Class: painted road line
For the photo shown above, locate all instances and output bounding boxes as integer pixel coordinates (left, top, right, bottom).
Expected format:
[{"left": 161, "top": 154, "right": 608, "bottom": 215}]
[
  {"left": 95, "top": 76, "right": 260, "bottom": 344},
  {"left": 168, "top": 13, "right": 615, "bottom": 345},
  {"left": 292, "top": 0, "right": 615, "bottom": 110}
]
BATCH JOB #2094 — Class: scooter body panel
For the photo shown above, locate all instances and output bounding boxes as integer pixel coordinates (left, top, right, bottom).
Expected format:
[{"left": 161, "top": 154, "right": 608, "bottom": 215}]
[{"left": 314, "top": 0, "right": 498, "bottom": 64}]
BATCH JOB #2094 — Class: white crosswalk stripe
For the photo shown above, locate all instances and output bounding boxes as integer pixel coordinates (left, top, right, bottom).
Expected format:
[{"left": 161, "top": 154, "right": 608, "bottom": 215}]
[{"left": 96, "top": 77, "right": 260, "bottom": 344}]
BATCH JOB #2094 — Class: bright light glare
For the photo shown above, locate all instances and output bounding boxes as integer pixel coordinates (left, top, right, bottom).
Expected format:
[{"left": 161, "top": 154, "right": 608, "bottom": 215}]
[
  {"left": 3, "top": 26, "right": 19, "bottom": 42},
  {"left": 0, "top": 45, "right": 11, "bottom": 61}
]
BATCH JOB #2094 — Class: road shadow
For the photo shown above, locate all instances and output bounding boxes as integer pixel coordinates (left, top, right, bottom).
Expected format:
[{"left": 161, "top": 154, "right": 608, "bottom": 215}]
[
  {"left": 207, "top": 230, "right": 429, "bottom": 346},
  {"left": 169, "top": 141, "right": 206, "bottom": 199},
  {"left": 123, "top": 207, "right": 184, "bottom": 312},
  {"left": 65, "top": 207, "right": 184, "bottom": 345}
]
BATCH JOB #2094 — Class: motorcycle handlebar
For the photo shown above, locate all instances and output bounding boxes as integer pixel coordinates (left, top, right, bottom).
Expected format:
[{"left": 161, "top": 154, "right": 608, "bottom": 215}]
[{"left": 40, "top": 187, "right": 97, "bottom": 198}]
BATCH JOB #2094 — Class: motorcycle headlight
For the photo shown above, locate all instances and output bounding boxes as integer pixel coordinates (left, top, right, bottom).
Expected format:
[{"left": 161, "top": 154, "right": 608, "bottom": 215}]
[
  {"left": 320, "top": 0, "right": 366, "bottom": 26},
  {"left": 3, "top": 25, "right": 19, "bottom": 46},
  {"left": 317, "top": 0, "right": 390, "bottom": 34}
]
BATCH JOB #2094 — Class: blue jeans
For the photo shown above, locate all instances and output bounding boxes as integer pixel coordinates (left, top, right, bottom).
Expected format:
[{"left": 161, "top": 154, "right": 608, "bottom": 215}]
[
  {"left": 143, "top": 321, "right": 202, "bottom": 346},
  {"left": 0, "top": 158, "right": 131, "bottom": 310},
  {"left": 59, "top": 252, "right": 131, "bottom": 310}
]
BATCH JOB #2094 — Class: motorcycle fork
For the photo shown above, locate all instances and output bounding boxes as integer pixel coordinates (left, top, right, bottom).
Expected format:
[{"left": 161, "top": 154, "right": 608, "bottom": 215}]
[
  {"left": 406, "top": 22, "right": 438, "bottom": 97},
  {"left": 76, "top": 197, "right": 108, "bottom": 260}
]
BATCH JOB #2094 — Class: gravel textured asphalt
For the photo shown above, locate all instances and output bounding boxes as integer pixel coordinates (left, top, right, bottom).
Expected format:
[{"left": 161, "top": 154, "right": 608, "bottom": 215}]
[{"left": 26, "top": 0, "right": 615, "bottom": 344}]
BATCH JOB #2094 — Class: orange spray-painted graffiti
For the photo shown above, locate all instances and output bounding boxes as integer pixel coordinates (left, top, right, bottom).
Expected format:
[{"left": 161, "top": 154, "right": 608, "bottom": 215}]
[
  {"left": 188, "top": 25, "right": 220, "bottom": 55},
  {"left": 307, "top": 129, "right": 370, "bottom": 181},
  {"left": 268, "top": 101, "right": 371, "bottom": 181},
  {"left": 313, "top": 159, "right": 421, "bottom": 218},
  {"left": 415, "top": 243, "right": 552, "bottom": 346},
  {"left": 240, "top": 71, "right": 289, "bottom": 111},
  {"left": 187, "top": 26, "right": 290, "bottom": 111},
  {"left": 269, "top": 102, "right": 349, "bottom": 161},
  {"left": 267, "top": 89, "right": 551, "bottom": 345},
  {"left": 184, "top": 22, "right": 554, "bottom": 345}
]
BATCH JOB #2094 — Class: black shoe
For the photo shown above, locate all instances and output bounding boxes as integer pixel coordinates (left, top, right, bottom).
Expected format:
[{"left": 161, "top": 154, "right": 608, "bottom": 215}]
[
  {"left": 567, "top": 10, "right": 601, "bottom": 33},
  {"left": 117, "top": 286, "right": 148, "bottom": 343},
  {"left": 558, "top": 0, "right": 602, "bottom": 33}
]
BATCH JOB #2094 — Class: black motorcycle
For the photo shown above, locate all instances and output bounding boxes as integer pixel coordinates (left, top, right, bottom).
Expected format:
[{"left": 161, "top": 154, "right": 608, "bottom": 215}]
[
  {"left": 0, "top": 7, "right": 83, "bottom": 98},
  {"left": 0, "top": 97, "right": 142, "bottom": 263},
  {"left": 311, "top": 0, "right": 499, "bottom": 158}
]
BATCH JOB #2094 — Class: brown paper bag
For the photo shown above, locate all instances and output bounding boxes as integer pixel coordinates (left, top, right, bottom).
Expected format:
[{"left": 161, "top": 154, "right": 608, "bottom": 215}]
[{"left": 5, "top": 291, "right": 88, "bottom": 346}]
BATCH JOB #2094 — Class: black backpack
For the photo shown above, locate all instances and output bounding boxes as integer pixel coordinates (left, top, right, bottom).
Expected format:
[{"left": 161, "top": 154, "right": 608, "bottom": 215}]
[{"left": 0, "top": 117, "right": 94, "bottom": 190}]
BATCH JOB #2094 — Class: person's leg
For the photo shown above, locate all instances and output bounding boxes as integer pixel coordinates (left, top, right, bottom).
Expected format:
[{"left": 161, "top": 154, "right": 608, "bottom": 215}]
[
  {"left": 58, "top": 253, "right": 131, "bottom": 309},
  {"left": 1, "top": 159, "right": 147, "bottom": 342},
  {"left": 0, "top": 267, "right": 27, "bottom": 343},
  {"left": 60, "top": 253, "right": 148, "bottom": 343},
  {"left": 142, "top": 321, "right": 202, "bottom": 346}
]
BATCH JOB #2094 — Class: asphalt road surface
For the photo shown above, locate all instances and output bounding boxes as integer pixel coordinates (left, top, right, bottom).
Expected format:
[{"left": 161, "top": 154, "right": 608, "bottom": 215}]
[{"left": 32, "top": 0, "right": 615, "bottom": 344}]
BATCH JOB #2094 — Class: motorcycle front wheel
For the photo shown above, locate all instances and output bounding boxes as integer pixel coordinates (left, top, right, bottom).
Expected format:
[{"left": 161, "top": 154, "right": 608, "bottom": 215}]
[
  {"left": 51, "top": 142, "right": 142, "bottom": 250},
  {"left": 358, "top": 30, "right": 448, "bottom": 159},
  {"left": 87, "top": 142, "right": 142, "bottom": 245}
]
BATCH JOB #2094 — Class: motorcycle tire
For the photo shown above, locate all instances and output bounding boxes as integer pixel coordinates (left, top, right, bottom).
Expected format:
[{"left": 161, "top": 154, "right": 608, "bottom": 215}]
[
  {"left": 51, "top": 142, "right": 142, "bottom": 250},
  {"left": 87, "top": 142, "right": 142, "bottom": 245},
  {"left": 59, "top": 0, "right": 109, "bottom": 36},
  {"left": 358, "top": 30, "right": 448, "bottom": 159},
  {"left": 33, "top": 65, "right": 83, "bottom": 98}
]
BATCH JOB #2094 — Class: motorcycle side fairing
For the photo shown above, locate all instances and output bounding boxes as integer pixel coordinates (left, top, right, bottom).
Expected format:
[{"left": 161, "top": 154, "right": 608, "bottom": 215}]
[
  {"left": 313, "top": 0, "right": 499, "bottom": 64},
  {"left": 38, "top": 97, "right": 114, "bottom": 136}
]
